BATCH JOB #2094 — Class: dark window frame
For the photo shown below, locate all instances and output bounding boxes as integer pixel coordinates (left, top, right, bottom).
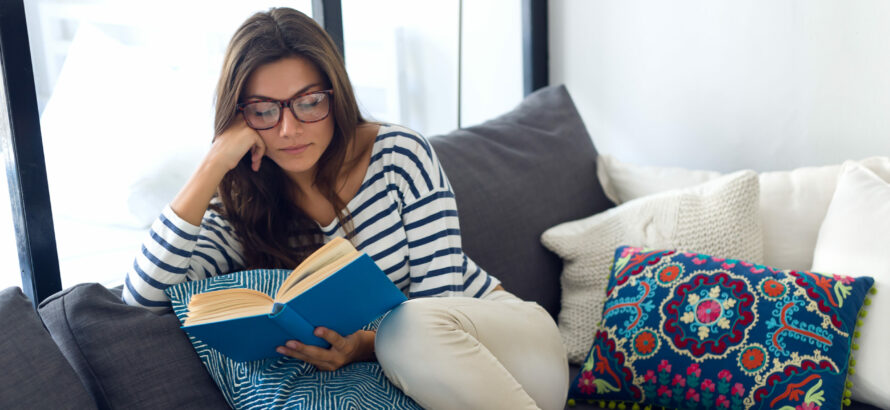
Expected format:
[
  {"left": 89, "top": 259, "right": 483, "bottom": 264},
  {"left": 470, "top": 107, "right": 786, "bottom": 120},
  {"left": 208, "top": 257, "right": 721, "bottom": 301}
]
[
  {"left": 0, "top": 0, "right": 546, "bottom": 307},
  {"left": 312, "top": 0, "right": 344, "bottom": 59},
  {"left": 0, "top": 0, "right": 62, "bottom": 308},
  {"left": 523, "top": 0, "right": 549, "bottom": 95}
]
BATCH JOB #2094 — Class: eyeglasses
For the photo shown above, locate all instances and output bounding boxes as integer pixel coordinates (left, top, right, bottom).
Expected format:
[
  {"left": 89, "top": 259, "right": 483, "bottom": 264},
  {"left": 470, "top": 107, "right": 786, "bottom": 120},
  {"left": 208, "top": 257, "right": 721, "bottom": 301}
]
[{"left": 236, "top": 90, "right": 333, "bottom": 130}]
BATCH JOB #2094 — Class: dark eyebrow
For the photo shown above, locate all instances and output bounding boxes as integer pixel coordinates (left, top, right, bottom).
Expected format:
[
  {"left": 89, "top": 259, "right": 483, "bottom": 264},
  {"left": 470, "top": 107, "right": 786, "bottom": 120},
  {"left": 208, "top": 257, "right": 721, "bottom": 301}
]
[{"left": 244, "top": 83, "right": 323, "bottom": 101}]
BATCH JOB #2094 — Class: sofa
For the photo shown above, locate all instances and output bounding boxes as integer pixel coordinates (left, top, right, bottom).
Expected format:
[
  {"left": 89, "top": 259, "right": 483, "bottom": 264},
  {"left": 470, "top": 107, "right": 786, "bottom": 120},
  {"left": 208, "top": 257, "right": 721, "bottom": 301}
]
[{"left": 0, "top": 85, "right": 883, "bottom": 409}]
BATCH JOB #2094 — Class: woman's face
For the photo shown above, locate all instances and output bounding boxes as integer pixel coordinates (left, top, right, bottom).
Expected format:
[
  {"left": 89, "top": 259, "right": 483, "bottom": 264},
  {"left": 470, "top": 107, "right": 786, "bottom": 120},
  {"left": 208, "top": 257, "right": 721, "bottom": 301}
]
[{"left": 242, "top": 56, "right": 336, "bottom": 182}]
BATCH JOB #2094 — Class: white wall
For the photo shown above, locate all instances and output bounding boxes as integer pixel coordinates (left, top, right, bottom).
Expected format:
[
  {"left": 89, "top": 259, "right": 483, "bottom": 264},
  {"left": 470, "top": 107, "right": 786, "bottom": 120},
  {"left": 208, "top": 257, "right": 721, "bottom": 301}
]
[{"left": 550, "top": 0, "right": 890, "bottom": 172}]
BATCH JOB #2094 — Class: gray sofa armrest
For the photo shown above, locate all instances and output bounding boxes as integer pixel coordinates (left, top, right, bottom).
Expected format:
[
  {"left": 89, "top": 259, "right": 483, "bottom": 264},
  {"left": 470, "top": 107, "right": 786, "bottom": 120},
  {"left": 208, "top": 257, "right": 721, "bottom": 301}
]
[
  {"left": 38, "top": 283, "right": 228, "bottom": 409},
  {"left": 0, "top": 286, "right": 95, "bottom": 409}
]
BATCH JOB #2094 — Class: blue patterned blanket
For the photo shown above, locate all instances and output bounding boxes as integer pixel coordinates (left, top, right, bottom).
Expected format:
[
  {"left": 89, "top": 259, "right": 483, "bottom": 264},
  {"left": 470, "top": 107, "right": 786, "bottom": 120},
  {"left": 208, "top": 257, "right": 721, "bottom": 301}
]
[{"left": 165, "top": 269, "right": 421, "bottom": 410}]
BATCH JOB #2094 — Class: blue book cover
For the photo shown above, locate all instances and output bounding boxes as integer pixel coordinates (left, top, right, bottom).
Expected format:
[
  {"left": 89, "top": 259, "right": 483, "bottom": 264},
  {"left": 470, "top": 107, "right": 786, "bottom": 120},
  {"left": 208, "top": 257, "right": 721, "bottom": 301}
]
[{"left": 181, "top": 253, "right": 407, "bottom": 362}]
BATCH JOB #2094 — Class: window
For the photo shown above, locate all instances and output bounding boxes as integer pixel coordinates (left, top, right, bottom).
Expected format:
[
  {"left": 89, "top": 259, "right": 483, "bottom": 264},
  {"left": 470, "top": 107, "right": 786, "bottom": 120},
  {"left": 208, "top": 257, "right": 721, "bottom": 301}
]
[
  {"left": 343, "top": 0, "right": 460, "bottom": 137},
  {"left": 342, "top": 0, "right": 522, "bottom": 137},
  {"left": 19, "top": 0, "right": 311, "bottom": 289}
]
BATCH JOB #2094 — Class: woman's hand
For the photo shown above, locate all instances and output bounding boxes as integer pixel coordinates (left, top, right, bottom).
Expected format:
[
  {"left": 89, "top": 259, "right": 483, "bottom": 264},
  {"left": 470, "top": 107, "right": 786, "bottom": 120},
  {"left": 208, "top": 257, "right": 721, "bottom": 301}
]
[
  {"left": 276, "top": 328, "right": 376, "bottom": 371},
  {"left": 208, "top": 117, "right": 267, "bottom": 172},
  {"left": 169, "top": 118, "right": 266, "bottom": 225}
]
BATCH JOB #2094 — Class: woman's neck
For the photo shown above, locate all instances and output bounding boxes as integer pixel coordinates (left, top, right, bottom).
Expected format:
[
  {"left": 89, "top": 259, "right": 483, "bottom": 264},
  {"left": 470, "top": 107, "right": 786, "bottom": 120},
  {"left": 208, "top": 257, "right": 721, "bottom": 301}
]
[{"left": 289, "top": 122, "right": 378, "bottom": 210}]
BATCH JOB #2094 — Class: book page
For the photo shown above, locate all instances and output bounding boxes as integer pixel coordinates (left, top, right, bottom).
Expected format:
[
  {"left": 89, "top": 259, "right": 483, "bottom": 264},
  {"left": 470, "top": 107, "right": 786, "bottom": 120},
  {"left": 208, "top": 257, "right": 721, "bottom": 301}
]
[
  {"left": 184, "top": 288, "right": 273, "bottom": 326},
  {"left": 184, "top": 305, "right": 274, "bottom": 326},
  {"left": 275, "top": 250, "right": 360, "bottom": 303},
  {"left": 276, "top": 237, "right": 357, "bottom": 299}
]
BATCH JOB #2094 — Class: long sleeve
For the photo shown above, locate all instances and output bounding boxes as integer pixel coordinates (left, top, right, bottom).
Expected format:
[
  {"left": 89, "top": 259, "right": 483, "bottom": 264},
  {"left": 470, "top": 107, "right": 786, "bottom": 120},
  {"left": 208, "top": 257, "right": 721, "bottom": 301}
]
[
  {"left": 401, "top": 187, "right": 498, "bottom": 298},
  {"left": 122, "top": 201, "right": 245, "bottom": 311},
  {"left": 392, "top": 131, "right": 500, "bottom": 299}
]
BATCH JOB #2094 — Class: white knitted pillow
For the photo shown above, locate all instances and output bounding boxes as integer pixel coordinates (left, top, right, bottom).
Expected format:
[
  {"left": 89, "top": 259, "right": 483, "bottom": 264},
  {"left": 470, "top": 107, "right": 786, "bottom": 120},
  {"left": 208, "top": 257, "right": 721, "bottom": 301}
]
[{"left": 541, "top": 170, "right": 764, "bottom": 363}]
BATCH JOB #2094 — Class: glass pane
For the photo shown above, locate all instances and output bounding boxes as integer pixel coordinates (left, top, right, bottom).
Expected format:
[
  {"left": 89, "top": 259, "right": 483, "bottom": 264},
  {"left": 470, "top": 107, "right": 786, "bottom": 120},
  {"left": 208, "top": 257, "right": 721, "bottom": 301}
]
[
  {"left": 342, "top": 0, "right": 459, "bottom": 138},
  {"left": 24, "top": 0, "right": 312, "bottom": 288},
  {"left": 460, "top": 0, "right": 523, "bottom": 128},
  {"left": 0, "top": 58, "right": 24, "bottom": 291},
  {"left": 0, "top": 176, "right": 20, "bottom": 290},
  {"left": 0, "top": 169, "right": 21, "bottom": 290}
]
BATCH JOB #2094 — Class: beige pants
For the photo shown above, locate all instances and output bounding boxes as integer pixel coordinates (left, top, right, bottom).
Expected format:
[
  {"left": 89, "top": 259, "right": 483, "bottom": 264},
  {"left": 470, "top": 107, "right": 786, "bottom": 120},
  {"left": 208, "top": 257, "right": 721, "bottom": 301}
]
[{"left": 375, "top": 290, "right": 569, "bottom": 410}]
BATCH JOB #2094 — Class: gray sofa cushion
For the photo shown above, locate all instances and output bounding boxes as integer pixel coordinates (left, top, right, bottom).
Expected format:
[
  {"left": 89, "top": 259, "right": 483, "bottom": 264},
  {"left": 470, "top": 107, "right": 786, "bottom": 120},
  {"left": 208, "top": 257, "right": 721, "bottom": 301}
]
[
  {"left": 0, "top": 286, "right": 95, "bottom": 409},
  {"left": 38, "top": 283, "right": 228, "bottom": 409},
  {"left": 430, "top": 84, "right": 613, "bottom": 318}
]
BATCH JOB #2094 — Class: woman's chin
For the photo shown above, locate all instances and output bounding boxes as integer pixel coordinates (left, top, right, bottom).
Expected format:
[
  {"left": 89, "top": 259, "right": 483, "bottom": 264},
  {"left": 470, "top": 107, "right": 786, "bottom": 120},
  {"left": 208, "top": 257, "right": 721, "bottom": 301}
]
[{"left": 272, "top": 161, "right": 317, "bottom": 180}]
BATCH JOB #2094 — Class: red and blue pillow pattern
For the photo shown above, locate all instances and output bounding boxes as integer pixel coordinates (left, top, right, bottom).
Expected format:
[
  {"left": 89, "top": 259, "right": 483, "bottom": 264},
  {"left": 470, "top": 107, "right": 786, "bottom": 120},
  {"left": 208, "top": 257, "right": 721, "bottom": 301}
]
[{"left": 569, "top": 246, "right": 874, "bottom": 409}]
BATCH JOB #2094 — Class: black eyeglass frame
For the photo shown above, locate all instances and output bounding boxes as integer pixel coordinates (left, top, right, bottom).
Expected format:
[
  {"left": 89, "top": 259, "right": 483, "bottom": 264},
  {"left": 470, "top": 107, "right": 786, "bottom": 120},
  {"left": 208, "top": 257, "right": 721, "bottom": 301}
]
[{"left": 236, "top": 89, "right": 334, "bottom": 130}]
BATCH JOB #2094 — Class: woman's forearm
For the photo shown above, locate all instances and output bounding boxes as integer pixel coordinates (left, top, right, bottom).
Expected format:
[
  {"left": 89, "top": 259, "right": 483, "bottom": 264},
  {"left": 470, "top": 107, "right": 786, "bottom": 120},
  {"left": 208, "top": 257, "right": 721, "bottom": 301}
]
[
  {"left": 170, "top": 157, "right": 229, "bottom": 226},
  {"left": 171, "top": 119, "right": 266, "bottom": 226}
]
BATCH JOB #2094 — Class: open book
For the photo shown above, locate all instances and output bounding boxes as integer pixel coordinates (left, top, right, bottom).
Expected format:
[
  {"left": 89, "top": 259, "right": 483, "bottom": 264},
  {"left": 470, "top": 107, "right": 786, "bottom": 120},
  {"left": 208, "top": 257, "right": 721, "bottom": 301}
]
[{"left": 180, "top": 237, "right": 407, "bottom": 362}]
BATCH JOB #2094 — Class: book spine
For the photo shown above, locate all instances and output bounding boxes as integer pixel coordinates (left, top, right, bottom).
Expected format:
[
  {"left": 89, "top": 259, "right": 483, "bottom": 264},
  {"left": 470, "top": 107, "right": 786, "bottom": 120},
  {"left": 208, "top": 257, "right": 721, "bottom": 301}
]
[{"left": 270, "top": 303, "right": 330, "bottom": 348}]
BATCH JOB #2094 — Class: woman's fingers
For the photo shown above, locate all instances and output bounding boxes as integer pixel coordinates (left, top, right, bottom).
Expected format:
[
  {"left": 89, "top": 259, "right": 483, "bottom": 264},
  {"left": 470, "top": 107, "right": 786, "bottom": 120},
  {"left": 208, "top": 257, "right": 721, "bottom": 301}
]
[
  {"left": 314, "top": 327, "right": 349, "bottom": 351},
  {"left": 276, "top": 344, "right": 311, "bottom": 361},
  {"left": 289, "top": 340, "right": 335, "bottom": 360},
  {"left": 275, "top": 328, "right": 355, "bottom": 371},
  {"left": 276, "top": 341, "right": 341, "bottom": 371},
  {"left": 210, "top": 117, "right": 267, "bottom": 172},
  {"left": 250, "top": 137, "right": 266, "bottom": 172}
]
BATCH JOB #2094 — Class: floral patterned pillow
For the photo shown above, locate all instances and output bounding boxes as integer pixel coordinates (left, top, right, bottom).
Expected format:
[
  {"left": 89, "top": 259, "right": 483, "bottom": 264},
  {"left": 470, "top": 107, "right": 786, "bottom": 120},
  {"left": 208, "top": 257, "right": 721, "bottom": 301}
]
[{"left": 568, "top": 246, "right": 875, "bottom": 409}]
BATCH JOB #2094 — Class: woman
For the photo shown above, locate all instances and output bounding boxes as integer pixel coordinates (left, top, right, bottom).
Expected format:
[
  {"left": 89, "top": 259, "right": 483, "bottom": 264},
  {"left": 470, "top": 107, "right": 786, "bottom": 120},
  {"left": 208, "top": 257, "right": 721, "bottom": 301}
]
[{"left": 123, "top": 7, "right": 567, "bottom": 409}]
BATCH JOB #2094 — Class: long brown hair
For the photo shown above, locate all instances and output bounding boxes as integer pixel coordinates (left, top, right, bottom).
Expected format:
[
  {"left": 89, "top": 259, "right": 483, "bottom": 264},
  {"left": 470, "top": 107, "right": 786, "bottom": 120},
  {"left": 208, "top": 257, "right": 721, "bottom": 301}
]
[{"left": 211, "top": 7, "right": 364, "bottom": 269}]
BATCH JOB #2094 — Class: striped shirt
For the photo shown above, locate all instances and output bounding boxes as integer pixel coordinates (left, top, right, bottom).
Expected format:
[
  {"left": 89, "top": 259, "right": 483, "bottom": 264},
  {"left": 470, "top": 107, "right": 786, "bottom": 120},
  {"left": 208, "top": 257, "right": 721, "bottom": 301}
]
[{"left": 122, "top": 124, "right": 500, "bottom": 311}]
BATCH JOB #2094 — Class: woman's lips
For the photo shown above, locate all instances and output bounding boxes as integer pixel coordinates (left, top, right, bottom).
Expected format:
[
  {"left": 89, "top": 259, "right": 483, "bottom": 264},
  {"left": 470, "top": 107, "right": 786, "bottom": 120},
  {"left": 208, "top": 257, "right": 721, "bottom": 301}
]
[{"left": 280, "top": 144, "right": 310, "bottom": 154}]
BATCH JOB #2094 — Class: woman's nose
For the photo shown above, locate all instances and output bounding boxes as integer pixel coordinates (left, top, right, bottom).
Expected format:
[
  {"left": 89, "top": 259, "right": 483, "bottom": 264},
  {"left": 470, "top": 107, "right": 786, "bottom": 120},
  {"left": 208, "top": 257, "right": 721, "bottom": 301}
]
[{"left": 279, "top": 107, "right": 303, "bottom": 137}]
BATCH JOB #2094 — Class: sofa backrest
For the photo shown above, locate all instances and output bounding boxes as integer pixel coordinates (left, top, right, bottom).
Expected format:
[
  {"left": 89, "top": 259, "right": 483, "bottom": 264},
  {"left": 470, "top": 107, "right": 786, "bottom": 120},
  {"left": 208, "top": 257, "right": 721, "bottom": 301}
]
[{"left": 430, "top": 85, "right": 613, "bottom": 318}]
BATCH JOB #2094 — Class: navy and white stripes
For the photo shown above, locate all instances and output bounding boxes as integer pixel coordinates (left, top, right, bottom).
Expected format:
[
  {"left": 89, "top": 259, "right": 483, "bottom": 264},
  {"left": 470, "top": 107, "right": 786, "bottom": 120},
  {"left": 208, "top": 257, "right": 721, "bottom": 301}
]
[{"left": 122, "top": 124, "right": 500, "bottom": 311}]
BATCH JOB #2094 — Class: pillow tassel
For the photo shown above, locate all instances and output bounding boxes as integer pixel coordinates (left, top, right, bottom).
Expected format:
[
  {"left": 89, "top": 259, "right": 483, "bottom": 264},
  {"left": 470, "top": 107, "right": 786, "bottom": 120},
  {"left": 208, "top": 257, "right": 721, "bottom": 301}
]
[{"left": 843, "top": 288, "right": 873, "bottom": 408}]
